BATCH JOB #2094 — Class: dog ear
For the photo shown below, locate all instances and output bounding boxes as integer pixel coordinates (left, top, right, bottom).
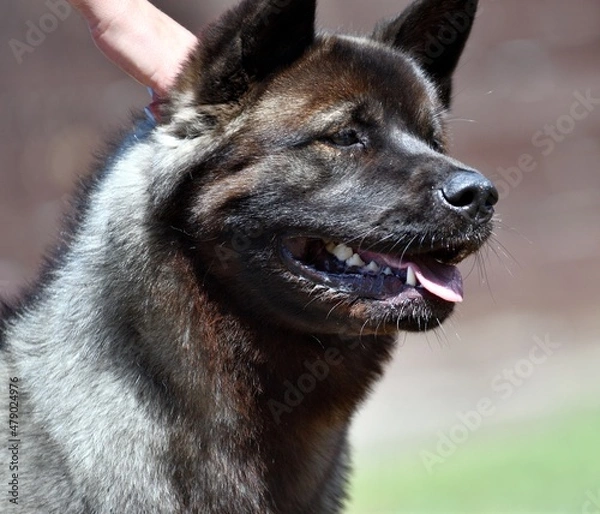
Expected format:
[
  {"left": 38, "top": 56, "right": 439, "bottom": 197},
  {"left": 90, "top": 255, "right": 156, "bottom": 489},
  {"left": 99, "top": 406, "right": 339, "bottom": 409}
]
[
  {"left": 178, "top": 0, "right": 316, "bottom": 104},
  {"left": 372, "top": 0, "right": 478, "bottom": 107}
]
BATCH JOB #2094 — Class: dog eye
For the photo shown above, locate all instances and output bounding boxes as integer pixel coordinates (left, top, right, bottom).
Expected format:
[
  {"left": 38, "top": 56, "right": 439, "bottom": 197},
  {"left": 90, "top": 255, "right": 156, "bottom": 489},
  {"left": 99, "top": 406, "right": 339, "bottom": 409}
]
[{"left": 326, "top": 128, "right": 363, "bottom": 148}]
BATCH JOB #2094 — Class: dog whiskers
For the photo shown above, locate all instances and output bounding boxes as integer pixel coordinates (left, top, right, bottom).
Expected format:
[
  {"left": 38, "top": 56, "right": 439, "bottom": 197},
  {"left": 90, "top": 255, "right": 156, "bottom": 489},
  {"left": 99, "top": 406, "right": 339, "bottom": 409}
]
[{"left": 325, "top": 299, "right": 346, "bottom": 320}]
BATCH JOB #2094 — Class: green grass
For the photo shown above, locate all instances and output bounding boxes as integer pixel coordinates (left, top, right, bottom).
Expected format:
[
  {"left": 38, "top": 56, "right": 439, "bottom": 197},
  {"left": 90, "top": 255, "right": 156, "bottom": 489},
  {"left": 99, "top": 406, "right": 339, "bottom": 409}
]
[{"left": 348, "top": 409, "right": 600, "bottom": 513}]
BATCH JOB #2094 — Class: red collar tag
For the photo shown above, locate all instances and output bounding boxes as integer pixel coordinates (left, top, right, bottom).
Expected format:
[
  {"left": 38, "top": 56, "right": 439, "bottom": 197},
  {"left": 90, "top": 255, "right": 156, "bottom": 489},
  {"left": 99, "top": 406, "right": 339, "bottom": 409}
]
[{"left": 145, "top": 88, "right": 163, "bottom": 124}]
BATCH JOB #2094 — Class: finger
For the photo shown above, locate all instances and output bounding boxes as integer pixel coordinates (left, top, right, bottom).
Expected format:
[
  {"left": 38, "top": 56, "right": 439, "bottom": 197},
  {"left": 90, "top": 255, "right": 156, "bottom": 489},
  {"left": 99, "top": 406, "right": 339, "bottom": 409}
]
[
  {"left": 71, "top": 0, "right": 198, "bottom": 95},
  {"left": 70, "top": 0, "right": 136, "bottom": 26}
]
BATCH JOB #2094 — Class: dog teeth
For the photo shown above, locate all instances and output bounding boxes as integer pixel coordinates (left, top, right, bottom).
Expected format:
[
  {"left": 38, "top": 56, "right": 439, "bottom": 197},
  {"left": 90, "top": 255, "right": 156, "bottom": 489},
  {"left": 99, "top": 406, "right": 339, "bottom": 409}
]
[
  {"left": 365, "top": 261, "right": 380, "bottom": 273},
  {"left": 324, "top": 241, "right": 417, "bottom": 285},
  {"left": 345, "top": 254, "right": 366, "bottom": 267},
  {"left": 328, "top": 243, "right": 353, "bottom": 262},
  {"left": 406, "top": 265, "right": 418, "bottom": 287},
  {"left": 324, "top": 242, "right": 366, "bottom": 268}
]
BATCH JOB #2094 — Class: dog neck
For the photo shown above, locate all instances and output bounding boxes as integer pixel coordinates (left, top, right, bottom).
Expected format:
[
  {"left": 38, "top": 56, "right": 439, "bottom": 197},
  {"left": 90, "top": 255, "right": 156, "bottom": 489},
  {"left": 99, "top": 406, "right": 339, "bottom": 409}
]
[{"left": 135, "top": 251, "right": 395, "bottom": 512}]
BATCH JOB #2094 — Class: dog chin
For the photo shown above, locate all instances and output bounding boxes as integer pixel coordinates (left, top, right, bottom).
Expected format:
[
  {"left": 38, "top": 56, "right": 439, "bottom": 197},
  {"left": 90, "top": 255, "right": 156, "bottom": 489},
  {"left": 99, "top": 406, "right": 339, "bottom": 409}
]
[
  {"left": 347, "top": 295, "right": 456, "bottom": 335},
  {"left": 306, "top": 289, "right": 455, "bottom": 336}
]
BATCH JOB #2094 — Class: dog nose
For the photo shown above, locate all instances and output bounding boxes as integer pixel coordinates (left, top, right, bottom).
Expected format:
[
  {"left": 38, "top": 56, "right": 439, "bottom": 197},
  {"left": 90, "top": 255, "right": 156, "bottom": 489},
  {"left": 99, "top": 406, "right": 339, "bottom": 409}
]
[{"left": 441, "top": 171, "right": 498, "bottom": 223}]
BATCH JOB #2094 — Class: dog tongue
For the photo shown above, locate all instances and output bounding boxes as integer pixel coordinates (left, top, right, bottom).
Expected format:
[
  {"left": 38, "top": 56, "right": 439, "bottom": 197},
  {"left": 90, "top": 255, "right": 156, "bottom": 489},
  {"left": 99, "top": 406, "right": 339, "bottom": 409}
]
[{"left": 412, "top": 258, "right": 463, "bottom": 303}]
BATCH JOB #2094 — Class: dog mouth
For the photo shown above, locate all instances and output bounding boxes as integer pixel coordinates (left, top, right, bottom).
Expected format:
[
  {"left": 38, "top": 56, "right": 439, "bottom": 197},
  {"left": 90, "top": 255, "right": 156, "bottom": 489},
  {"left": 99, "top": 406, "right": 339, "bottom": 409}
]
[{"left": 281, "top": 236, "right": 469, "bottom": 304}]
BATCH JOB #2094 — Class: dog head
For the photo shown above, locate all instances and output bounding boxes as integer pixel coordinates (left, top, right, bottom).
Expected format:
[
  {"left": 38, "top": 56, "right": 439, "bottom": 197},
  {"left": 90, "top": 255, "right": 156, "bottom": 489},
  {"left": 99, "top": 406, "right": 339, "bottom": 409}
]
[{"left": 157, "top": 0, "right": 497, "bottom": 337}]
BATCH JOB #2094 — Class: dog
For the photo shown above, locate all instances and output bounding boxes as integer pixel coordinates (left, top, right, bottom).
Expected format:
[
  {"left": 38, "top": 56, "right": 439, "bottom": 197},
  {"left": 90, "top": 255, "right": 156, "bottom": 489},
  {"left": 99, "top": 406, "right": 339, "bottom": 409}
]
[{"left": 0, "top": 0, "right": 497, "bottom": 512}]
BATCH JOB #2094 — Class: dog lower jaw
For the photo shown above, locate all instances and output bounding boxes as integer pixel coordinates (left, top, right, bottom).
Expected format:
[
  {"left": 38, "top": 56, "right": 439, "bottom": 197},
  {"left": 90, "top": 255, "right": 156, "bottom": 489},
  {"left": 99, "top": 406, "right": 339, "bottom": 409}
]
[{"left": 339, "top": 293, "right": 455, "bottom": 335}]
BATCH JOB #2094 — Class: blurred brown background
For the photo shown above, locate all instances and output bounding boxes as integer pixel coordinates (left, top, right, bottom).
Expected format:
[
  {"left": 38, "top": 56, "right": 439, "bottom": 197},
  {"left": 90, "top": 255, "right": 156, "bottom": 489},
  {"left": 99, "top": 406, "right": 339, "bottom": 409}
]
[{"left": 1, "top": 1, "right": 599, "bottom": 512}]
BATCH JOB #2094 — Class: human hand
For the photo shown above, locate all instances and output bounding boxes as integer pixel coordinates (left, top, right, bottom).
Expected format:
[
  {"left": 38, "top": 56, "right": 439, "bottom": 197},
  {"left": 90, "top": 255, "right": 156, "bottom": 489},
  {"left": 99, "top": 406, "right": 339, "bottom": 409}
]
[{"left": 70, "top": 0, "right": 198, "bottom": 97}]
